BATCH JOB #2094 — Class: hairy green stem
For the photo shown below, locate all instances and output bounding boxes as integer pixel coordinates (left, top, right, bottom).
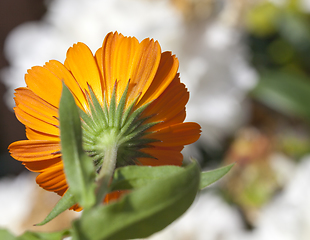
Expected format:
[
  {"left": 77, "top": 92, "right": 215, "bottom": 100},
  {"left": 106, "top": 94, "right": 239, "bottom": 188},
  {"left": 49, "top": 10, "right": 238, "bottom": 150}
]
[{"left": 95, "top": 142, "right": 118, "bottom": 205}]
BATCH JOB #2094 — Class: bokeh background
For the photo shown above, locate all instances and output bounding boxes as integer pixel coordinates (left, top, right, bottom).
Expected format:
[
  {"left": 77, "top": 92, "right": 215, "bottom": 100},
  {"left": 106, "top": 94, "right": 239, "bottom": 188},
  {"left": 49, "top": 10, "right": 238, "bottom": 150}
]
[{"left": 2, "top": 0, "right": 310, "bottom": 239}]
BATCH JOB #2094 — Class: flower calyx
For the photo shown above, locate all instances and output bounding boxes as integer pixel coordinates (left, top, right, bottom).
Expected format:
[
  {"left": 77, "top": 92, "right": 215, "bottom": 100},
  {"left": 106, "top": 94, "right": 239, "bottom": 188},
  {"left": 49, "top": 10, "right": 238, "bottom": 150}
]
[{"left": 80, "top": 81, "right": 159, "bottom": 171}]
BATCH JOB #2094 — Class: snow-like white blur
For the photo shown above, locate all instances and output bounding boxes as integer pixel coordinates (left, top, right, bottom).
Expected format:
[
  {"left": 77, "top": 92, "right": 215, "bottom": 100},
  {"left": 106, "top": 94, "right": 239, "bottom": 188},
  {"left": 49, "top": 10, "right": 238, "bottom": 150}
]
[
  {"left": 1, "top": 0, "right": 257, "bottom": 147},
  {"left": 0, "top": 173, "right": 80, "bottom": 235},
  {"left": 0, "top": 173, "right": 35, "bottom": 234},
  {"left": 149, "top": 191, "right": 245, "bottom": 240}
]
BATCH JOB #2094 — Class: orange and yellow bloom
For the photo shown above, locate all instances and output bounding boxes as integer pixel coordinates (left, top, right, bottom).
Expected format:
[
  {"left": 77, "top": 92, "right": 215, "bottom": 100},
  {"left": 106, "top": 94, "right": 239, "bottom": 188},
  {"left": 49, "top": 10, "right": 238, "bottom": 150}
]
[{"left": 9, "top": 32, "right": 201, "bottom": 207}]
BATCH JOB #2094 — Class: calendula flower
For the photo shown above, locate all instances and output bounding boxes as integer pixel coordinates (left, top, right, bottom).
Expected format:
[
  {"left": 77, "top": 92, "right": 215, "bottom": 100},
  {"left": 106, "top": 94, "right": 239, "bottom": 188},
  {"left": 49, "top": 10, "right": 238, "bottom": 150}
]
[{"left": 8, "top": 32, "right": 201, "bottom": 208}]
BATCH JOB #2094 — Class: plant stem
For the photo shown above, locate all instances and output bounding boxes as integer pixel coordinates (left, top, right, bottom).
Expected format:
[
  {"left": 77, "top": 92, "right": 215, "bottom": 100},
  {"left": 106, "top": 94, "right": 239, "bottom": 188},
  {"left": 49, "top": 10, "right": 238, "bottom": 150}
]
[{"left": 95, "top": 142, "right": 118, "bottom": 205}]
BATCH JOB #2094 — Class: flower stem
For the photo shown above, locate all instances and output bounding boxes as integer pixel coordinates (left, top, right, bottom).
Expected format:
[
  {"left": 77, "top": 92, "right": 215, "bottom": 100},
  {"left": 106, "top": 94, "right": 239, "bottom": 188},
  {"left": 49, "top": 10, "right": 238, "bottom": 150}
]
[{"left": 95, "top": 142, "right": 118, "bottom": 205}]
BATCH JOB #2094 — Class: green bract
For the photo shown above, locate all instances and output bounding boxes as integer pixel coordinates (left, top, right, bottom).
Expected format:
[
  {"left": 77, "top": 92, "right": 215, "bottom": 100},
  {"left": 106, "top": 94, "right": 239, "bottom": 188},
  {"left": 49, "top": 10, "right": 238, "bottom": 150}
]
[{"left": 81, "top": 82, "right": 158, "bottom": 170}]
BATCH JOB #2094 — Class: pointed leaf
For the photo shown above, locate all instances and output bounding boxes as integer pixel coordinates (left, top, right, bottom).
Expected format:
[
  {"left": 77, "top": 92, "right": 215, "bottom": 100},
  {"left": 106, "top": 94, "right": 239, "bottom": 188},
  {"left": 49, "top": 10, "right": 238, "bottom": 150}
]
[
  {"left": 59, "top": 83, "right": 96, "bottom": 209},
  {"left": 36, "top": 189, "right": 77, "bottom": 226},
  {"left": 200, "top": 163, "right": 234, "bottom": 189}
]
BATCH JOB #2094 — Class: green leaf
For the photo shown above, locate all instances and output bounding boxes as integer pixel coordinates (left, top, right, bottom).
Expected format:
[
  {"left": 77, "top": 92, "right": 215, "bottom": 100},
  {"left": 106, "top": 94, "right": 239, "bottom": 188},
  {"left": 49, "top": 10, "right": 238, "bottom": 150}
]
[
  {"left": 73, "top": 162, "right": 201, "bottom": 240},
  {"left": 109, "top": 165, "right": 184, "bottom": 192},
  {"left": 36, "top": 189, "right": 77, "bottom": 226},
  {"left": 200, "top": 163, "right": 234, "bottom": 189},
  {"left": 17, "top": 230, "right": 70, "bottom": 240},
  {"left": 0, "top": 229, "right": 70, "bottom": 240},
  {"left": 0, "top": 229, "right": 16, "bottom": 240},
  {"left": 251, "top": 71, "right": 310, "bottom": 124},
  {"left": 59, "top": 83, "right": 96, "bottom": 209}
]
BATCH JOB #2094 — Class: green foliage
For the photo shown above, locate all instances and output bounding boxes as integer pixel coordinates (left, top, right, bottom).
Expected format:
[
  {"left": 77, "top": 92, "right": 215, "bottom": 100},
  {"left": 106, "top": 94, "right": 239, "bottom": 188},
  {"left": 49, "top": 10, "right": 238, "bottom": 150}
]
[
  {"left": 0, "top": 229, "right": 70, "bottom": 240},
  {"left": 200, "top": 163, "right": 235, "bottom": 189},
  {"left": 0, "top": 229, "right": 16, "bottom": 240},
  {"left": 247, "top": 0, "right": 310, "bottom": 73},
  {"left": 72, "top": 162, "right": 200, "bottom": 240},
  {"left": 251, "top": 70, "right": 310, "bottom": 123},
  {"left": 59, "top": 83, "right": 96, "bottom": 209},
  {"left": 17, "top": 230, "right": 70, "bottom": 240},
  {"left": 109, "top": 165, "right": 185, "bottom": 191}
]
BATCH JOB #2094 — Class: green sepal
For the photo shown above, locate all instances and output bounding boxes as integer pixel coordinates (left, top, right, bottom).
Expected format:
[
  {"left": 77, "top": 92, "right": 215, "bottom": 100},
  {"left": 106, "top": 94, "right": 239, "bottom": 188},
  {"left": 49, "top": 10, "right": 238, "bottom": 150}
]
[
  {"left": 72, "top": 162, "right": 200, "bottom": 240},
  {"left": 119, "top": 101, "right": 151, "bottom": 137},
  {"left": 115, "top": 81, "right": 130, "bottom": 130},
  {"left": 79, "top": 109, "right": 96, "bottom": 135},
  {"left": 35, "top": 189, "right": 77, "bottom": 226},
  {"left": 123, "top": 120, "right": 159, "bottom": 142},
  {"left": 120, "top": 94, "right": 140, "bottom": 128},
  {"left": 87, "top": 86, "right": 108, "bottom": 129},
  {"left": 108, "top": 83, "right": 117, "bottom": 127},
  {"left": 200, "top": 163, "right": 234, "bottom": 190},
  {"left": 121, "top": 137, "right": 160, "bottom": 147},
  {"left": 59, "top": 83, "right": 96, "bottom": 209},
  {"left": 103, "top": 95, "right": 109, "bottom": 125}
]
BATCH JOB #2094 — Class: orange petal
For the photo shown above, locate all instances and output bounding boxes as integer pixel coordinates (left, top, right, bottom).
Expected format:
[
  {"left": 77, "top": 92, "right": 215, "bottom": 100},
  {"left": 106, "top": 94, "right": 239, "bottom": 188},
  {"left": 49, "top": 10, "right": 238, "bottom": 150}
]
[
  {"left": 127, "top": 38, "right": 161, "bottom": 105},
  {"left": 102, "top": 32, "right": 133, "bottom": 103},
  {"left": 148, "top": 122, "right": 201, "bottom": 147},
  {"left": 25, "top": 66, "right": 62, "bottom": 108},
  {"left": 138, "top": 51, "right": 179, "bottom": 107},
  {"left": 151, "top": 110, "right": 186, "bottom": 131},
  {"left": 104, "top": 190, "right": 128, "bottom": 203},
  {"left": 139, "top": 146, "right": 183, "bottom": 166},
  {"left": 14, "top": 107, "right": 59, "bottom": 136},
  {"left": 101, "top": 32, "right": 161, "bottom": 106},
  {"left": 36, "top": 161, "right": 68, "bottom": 192},
  {"left": 95, "top": 47, "right": 104, "bottom": 85},
  {"left": 25, "top": 127, "right": 59, "bottom": 141},
  {"left": 23, "top": 157, "right": 62, "bottom": 172},
  {"left": 14, "top": 88, "right": 59, "bottom": 127},
  {"left": 44, "top": 60, "right": 89, "bottom": 111},
  {"left": 9, "top": 140, "right": 60, "bottom": 161},
  {"left": 64, "top": 42, "right": 103, "bottom": 104},
  {"left": 143, "top": 74, "right": 189, "bottom": 128}
]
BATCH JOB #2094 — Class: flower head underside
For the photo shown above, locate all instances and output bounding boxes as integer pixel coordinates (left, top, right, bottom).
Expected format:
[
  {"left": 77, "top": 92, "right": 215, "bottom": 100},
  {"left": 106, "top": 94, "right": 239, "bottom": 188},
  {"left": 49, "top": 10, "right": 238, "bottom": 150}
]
[{"left": 9, "top": 32, "right": 201, "bottom": 208}]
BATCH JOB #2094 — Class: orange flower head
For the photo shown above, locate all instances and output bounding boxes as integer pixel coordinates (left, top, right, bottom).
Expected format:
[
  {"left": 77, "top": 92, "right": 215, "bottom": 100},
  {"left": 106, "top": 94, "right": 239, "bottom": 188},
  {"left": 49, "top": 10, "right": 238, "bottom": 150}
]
[{"left": 9, "top": 32, "right": 201, "bottom": 207}]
